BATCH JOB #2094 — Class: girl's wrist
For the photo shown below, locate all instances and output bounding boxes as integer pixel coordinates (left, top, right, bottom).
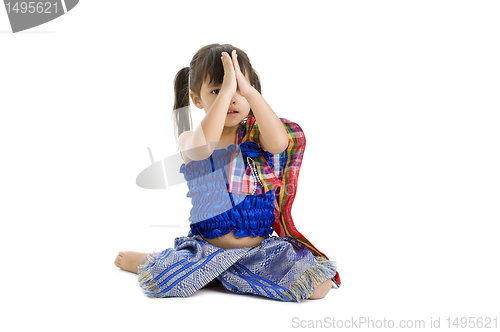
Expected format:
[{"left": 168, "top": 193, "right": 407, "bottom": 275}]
[
  {"left": 242, "top": 86, "right": 260, "bottom": 101},
  {"left": 218, "top": 89, "right": 235, "bottom": 100}
]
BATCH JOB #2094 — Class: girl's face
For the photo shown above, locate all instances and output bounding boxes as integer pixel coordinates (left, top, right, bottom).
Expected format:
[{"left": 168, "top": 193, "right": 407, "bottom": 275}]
[{"left": 190, "top": 72, "right": 252, "bottom": 128}]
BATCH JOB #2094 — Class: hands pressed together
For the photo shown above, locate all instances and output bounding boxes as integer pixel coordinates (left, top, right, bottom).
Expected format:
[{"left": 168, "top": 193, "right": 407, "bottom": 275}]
[
  {"left": 218, "top": 50, "right": 289, "bottom": 155},
  {"left": 220, "top": 50, "right": 255, "bottom": 98}
]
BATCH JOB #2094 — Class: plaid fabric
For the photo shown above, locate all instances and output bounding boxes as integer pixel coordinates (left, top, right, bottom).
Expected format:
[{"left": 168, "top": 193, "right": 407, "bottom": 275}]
[{"left": 227, "top": 142, "right": 283, "bottom": 195}]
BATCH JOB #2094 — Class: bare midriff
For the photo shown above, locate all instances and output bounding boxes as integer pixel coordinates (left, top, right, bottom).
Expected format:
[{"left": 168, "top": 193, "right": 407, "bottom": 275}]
[{"left": 203, "top": 230, "right": 267, "bottom": 249}]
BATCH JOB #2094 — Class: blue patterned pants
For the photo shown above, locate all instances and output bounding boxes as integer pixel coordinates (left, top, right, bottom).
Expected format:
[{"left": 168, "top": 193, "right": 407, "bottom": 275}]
[{"left": 137, "top": 235, "right": 337, "bottom": 302}]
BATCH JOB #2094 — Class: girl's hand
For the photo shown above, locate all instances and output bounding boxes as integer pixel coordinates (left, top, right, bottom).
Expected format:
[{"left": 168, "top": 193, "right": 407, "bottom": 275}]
[
  {"left": 231, "top": 50, "right": 256, "bottom": 98},
  {"left": 220, "top": 52, "right": 237, "bottom": 96}
]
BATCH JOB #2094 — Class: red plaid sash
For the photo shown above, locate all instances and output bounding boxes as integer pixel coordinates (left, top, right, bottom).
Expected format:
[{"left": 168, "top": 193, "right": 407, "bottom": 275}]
[{"left": 227, "top": 117, "right": 332, "bottom": 262}]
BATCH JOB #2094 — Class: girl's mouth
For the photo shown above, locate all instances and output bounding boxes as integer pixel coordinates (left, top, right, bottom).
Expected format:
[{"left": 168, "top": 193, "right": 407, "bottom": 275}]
[{"left": 227, "top": 108, "right": 238, "bottom": 116}]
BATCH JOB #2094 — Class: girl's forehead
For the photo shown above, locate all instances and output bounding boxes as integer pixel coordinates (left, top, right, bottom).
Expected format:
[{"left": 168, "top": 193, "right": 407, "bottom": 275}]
[{"left": 202, "top": 76, "right": 219, "bottom": 87}]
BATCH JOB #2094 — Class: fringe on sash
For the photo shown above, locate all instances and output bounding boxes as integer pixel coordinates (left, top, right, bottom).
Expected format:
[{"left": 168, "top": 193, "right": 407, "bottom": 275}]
[
  {"left": 286, "top": 257, "right": 337, "bottom": 302},
  {"left": 136, "top": 252, "right": 161, "bottom": 297}
]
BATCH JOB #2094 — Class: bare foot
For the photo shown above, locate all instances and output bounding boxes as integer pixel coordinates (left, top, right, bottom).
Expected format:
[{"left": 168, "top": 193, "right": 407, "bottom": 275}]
[
  {"left": 308, "top": 280, "right": 333, "bottom": 300},
  {"left": 114, "top": 251, "right": 154, "bottom": 273}
]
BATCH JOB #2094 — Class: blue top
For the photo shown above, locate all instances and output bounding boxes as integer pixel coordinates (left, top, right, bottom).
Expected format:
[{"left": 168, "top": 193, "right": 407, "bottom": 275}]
[{"left": 179, "top": 144, "right": 275, "bottom": 239}]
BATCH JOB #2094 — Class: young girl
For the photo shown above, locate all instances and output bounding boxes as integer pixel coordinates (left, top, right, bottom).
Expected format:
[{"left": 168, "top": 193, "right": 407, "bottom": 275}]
[{"left": 115, "top": 43, "right": 341, "bottom": 302}]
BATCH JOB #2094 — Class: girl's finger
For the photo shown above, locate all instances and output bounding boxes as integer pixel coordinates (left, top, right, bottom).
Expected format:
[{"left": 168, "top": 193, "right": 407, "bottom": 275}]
[
  {"left": 232, "top": 50, "right": 241, "bottom": 73},
  {"left": 221, "top": 52, "right": 235, "bottom": 73}
]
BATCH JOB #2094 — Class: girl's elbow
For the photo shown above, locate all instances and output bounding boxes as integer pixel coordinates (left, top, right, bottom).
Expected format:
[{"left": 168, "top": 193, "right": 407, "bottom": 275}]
[
  {"left": 267, "top": 141, "right": 288, "bottom": 155},
  {"left": 276, "top": 139, "right": 290, "bottom": 154}
]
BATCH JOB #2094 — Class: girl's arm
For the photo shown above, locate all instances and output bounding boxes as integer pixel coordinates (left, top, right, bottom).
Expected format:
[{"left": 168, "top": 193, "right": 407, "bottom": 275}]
[
  {"left": 245, "top": 90, "right": 289, "bottom": 155},
  {"left": 232, "top": 51, "right": 289, "bottom": 155},
  {"left": 182, "top": 52, "right": 237, "bottom": 161},
  {"left": 185, "top": 91, "right": 233, "bottom": 161}
]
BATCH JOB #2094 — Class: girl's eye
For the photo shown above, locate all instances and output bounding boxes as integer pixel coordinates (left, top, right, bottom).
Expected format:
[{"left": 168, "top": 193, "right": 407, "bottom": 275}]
[{"left": 211, "top": 89, "right": 220, "bottom": 95}]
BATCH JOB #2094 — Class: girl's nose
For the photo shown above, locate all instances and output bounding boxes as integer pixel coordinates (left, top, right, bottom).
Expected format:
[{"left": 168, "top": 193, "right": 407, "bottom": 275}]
[{"left": 231, "top": 89, "right": 242, "bottom": 103}]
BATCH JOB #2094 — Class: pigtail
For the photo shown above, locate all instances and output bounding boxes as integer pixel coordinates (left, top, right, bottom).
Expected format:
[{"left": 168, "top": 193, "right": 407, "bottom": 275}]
[{"left": 172, "top": 67, "right": 193, "bottom": 149}]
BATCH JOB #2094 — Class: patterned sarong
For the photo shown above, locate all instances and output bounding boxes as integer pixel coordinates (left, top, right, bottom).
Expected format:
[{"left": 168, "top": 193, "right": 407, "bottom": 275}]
[{"left": 137, "top": 235, "right": 337, "bottom": 302}]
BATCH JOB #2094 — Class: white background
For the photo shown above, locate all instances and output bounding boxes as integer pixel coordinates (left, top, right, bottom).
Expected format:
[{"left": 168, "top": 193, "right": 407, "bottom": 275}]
[{"left": 1, "top": 1, "right": 499, "bottom": 331}]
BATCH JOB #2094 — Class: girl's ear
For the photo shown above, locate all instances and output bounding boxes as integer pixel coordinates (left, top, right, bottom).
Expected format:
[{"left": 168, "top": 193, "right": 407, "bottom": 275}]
[{"left": 189, "top": 91, "right": 203, "bottom": 109}]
